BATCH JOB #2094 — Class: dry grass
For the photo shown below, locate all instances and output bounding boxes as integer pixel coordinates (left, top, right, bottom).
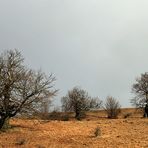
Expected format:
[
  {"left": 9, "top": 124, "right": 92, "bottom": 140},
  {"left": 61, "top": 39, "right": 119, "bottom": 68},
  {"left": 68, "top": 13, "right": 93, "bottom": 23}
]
[{"left": 0, "top": 108, "right": 148, "bottom": 148}]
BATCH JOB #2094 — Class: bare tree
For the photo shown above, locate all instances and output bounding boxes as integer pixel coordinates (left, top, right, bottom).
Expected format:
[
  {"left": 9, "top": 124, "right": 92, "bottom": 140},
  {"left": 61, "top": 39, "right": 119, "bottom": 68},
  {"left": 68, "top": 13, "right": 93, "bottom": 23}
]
[
  {"left": 0, "top": 49, "right": 57, "bottom": 129},
  {"left": 131, "top": 72, "right": 148, "bottom": 117},
  {"left": 104, "top": 96, "right": 121, "bottom": 119},
  {"left": 34, "top": 98, "right": 53, "bottom": 120},
  {"left": 61, "top": 87, "right": 102, "bottom": 119},
  {"left": 89, "top": 97, "right": 103, "bottom": 110}
]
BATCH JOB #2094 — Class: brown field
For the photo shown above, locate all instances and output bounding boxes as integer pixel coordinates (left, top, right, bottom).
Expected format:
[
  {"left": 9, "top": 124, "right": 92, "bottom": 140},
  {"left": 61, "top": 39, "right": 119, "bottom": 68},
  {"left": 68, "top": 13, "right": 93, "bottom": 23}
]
[{"left": 0, "top": 108, "right": 148, "bottom": 148}]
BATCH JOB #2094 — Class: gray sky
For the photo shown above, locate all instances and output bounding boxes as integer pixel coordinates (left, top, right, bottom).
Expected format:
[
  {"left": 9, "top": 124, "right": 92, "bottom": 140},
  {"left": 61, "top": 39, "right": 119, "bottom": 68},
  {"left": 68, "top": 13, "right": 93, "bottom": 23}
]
[{"left": 0, "top": 0, "right": 148, "bottom": 107}]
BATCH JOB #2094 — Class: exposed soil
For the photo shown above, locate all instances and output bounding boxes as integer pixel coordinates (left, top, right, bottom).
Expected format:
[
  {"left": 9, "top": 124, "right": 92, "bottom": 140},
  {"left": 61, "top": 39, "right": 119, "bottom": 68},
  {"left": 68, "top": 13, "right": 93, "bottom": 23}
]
[{"left": 0, "top": 108, "right": 148, "bottom": 148}]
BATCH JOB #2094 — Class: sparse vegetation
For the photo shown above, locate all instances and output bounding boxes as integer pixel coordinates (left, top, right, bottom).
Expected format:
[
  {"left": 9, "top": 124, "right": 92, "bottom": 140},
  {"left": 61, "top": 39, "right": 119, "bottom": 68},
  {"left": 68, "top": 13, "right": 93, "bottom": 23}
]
[
  {"left": 48, "top": 110, "right": 62, "bottom": 120},
  {"left": 36, "top": 145, "right": 46, "bottom": 148},
  {"left": 123, "top": 113, "right": 132, "bottom": 118},
  {"left": 104, "top": 96, "right": 121, "bottom": 119},
  {"left": 0, "top": 50, "right": 147, "bottom": 147},
  {"left": 131, "top": 72, "right": 148, "bottom": 117},
  {"left": 61, "top": 87, "right": 102, "bottom": 120},
  {"left": 0, "top": 108, "right": 147, "bottom": 147},
  {"left": 15, "top": 138, "right": 26, "bottom": 145},
  {"left": 61, "top": 114, "right": 70, "bottom": 121},
  {"left": 94, "top": 127, "right": 101, "bottom": 137},
  {"left": 0, "top": 49, "right": 57, "bottom": 130}
]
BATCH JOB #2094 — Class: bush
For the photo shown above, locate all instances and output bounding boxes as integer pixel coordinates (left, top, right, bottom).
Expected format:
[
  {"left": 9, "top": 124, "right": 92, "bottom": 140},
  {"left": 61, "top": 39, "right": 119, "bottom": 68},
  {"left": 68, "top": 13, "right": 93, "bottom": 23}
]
[
  {"left": 123, "top": 113, "right": 132, "bottom": 118},
  {"left": 61, "top": 114, "right": 70, "bottom": 121},
  {"left": 76, "top": 112, "right": 86, "bottom": 120},
  {"left": 15, "top": 138, "right": 26, "bottom": 145},
  {"left": 94, "top": 127, "right": 101, "bottom": 137},
  {"left": 104, "top": 96, "right": 121, "bottom": 119},
  {"left": 61, "top": 87, "right": 102, "bottom": 120},
  {"left": 47, "top": 111, "right": 62, "bottom": 120}
]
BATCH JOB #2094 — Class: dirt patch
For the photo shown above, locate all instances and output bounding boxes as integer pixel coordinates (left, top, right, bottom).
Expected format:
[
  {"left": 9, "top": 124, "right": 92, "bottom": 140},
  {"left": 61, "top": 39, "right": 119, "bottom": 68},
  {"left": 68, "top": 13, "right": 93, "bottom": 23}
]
[{"left": 0, "top": 109, "right": 148, "bottom": 147}]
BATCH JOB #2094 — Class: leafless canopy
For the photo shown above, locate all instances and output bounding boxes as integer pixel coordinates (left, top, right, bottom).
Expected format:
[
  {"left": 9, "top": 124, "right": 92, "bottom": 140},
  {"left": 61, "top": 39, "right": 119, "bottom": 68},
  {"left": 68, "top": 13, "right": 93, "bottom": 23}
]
[
  {"left": 0, "top": 49, "right": 57, "bottom": 129},
  {"left": 61, "top": 87, "right": 102, "bottom": 119},
  {"left": 104, "top": 96, "right": 121, "bottom": 119},
  {"left": 131, "top": 72, "right": 148, "bottom": 117}
]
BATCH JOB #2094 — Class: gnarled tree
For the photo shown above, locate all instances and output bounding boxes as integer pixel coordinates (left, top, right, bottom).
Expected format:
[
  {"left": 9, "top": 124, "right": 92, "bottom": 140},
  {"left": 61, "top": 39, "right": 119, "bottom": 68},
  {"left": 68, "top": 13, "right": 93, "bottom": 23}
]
[
  {"left": 0, "top": 49, "right": 57, "bottom": 129},
  {"left": 61, "top": 87, "right": 102, "bottom": 119},
  {"left": 131, "top": 72, "right": 148, "bottom": 117}
]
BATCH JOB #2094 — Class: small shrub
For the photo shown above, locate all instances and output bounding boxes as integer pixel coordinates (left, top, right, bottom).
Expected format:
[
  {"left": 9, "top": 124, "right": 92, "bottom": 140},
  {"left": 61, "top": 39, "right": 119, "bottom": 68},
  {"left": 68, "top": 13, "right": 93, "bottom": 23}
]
[
  {"left": 124, "top": 113, "right": 132, "bottom": 118},
  {"left": 94, "top": 127, "right": 101, "bottom": 137},
  {"left": 61, "top": 87, "right": 102, "bottom": 120},
  {"left": 104, "top": 96, "right": 121, "bottom": 119},
  {"left": 36, "top": 144, "right": 46, "bottom": 148},
  {"left": 61, "top": 114, "right": 69, "bottom": 121},
  {"left": 15, "top": 138, "right": 26, "bottom": 145},
  {"left": 47, "top": 111, "right": 61, "bottom": 120},
  {"left": 76, "top": 112, "right": 86, "bottom": 120}
]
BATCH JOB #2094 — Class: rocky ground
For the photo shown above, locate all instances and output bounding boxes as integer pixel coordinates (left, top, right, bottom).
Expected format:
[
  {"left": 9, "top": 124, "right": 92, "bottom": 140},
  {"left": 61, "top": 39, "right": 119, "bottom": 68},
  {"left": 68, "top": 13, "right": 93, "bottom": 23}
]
[{"left": 0, "top": 109, "right": 148, "bottom": 148}]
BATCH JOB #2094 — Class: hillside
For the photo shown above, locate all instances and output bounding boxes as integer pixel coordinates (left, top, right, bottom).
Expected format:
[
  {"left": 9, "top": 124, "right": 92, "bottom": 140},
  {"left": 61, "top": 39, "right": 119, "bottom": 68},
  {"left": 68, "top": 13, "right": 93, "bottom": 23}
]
[{"left": 0, "top": 108, "right": 148, "bottom": 148}]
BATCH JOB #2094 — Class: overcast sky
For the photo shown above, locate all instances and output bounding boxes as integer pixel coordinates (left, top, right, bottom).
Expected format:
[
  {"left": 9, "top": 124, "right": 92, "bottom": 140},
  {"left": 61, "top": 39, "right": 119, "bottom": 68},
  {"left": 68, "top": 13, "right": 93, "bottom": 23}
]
[{"left": 0, "top": 0, "right": 148, "bottom": 107}]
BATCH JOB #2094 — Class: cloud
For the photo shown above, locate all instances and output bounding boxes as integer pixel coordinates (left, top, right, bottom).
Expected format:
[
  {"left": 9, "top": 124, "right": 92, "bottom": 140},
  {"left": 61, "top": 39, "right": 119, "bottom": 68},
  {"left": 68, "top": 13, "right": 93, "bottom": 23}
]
[{"left": 0, "top": 0, "right": 148, "bottom": 107}]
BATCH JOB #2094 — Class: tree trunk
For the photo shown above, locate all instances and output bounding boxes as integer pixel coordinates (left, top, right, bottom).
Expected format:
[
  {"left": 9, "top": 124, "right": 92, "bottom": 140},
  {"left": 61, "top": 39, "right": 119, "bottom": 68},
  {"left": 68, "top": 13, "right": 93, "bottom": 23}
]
[
  {"left": 75, "top": 112, "right": 79, "bottom": 118},
  {"left": 144, "top": 93, "right": 148, "bottom": 118},
  {"left": 0, "top": 117, "right": 5, "bottom": 129},
  {"left": 75, "top": 110, "right": 80, "bottom": 119},
  {"left": 144, "top": 103, "right": 148, "bottom": 118},
  {"left": 0, "top": 117, "right": 11, "bottom": 130}
]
